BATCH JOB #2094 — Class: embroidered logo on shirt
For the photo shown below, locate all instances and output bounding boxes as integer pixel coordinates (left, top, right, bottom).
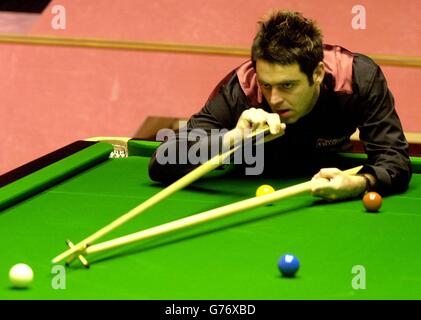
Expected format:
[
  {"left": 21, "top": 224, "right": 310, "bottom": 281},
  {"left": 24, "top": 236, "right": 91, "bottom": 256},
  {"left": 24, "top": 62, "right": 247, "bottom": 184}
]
[{"left": 316, "top": 136, "right": 349, "bottom": 148}]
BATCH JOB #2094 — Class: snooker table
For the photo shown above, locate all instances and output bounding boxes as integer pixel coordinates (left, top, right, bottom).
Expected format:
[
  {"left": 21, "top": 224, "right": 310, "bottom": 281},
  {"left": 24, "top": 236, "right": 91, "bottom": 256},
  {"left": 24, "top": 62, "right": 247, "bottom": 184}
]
[{"left": 1, "top": 138, "right": 421, "bottom": 300}]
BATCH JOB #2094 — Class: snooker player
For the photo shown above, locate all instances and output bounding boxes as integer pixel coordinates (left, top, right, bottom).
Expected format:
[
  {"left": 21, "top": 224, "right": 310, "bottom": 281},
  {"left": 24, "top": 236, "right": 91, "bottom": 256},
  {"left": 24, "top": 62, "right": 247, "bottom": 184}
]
[{"left": 148, "top": 10, "right": 411, "bottom": 200}]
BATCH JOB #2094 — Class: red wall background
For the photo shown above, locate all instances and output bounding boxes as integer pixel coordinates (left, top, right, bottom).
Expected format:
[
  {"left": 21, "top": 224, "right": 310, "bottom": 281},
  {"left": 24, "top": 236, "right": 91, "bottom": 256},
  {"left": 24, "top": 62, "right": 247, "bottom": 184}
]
[{"left": 0, "top": 0, "right": 420, "bottom": 174}]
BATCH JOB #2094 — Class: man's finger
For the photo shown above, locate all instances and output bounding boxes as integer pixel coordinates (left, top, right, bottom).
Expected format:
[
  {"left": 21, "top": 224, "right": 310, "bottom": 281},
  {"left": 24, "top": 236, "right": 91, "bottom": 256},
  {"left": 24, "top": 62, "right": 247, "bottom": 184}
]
[
  {"left": 311, "top": 177, "right": 331, "bottom": 193},
  {"left": 267, "top": 113, "right": 283, "bottom": 135},
  {"left": 317, "top": 168, "right": 342, "bottom": 179}
]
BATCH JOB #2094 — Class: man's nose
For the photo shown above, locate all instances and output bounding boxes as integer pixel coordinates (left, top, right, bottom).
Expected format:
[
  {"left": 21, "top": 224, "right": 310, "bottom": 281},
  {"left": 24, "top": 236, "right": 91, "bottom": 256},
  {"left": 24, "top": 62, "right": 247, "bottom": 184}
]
[{"left": 269, "top": 88, "right": 285, "bottom": 106}]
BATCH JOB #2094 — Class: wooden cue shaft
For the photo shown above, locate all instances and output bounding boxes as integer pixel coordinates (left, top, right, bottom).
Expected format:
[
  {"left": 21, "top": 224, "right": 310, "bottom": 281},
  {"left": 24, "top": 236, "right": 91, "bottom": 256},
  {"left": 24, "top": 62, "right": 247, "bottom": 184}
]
[
  {"left": 52, "top": 127, "right": 271, "bottom": 264},
  {"left": 84, "top": 165, "right": 363, "bottom": 256}
]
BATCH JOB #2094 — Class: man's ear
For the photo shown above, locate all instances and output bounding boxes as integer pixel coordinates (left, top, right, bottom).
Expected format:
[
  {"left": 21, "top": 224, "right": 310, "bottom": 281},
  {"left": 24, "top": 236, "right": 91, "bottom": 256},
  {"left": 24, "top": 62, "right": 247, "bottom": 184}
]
[{"left": 313, "top": 62, "right": 325, "bottom": 85}]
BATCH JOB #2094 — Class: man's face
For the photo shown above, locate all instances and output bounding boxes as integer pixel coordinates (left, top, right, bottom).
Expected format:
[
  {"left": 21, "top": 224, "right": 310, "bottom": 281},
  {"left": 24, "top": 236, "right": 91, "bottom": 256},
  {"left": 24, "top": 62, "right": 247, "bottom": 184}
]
[{"left": 256, "top": 59, "right": 323, "bottom": 124}]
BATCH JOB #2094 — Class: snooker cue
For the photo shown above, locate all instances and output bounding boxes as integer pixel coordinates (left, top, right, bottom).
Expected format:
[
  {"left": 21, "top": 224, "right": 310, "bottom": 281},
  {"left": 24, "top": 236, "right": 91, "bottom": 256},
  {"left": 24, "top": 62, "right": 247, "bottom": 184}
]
[
  {"left": 82, "top": 165, "right": 363, "bottom": 257},
  {"left": 52, "top": 126, "right": 277, "bottom": 264}
]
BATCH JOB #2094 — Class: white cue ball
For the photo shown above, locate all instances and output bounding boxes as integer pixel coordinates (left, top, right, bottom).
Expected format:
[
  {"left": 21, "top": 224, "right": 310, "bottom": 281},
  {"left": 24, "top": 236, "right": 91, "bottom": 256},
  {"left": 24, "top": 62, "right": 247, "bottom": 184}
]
[{"left": 9, "top": 263, "right": 34, "bottom": 288}]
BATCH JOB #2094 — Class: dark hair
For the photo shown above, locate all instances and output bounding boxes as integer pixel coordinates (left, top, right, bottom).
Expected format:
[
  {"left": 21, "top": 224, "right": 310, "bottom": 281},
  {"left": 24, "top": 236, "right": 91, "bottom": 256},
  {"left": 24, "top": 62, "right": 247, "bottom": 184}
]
[{"left": 251, "top": 10, "right": 324, "bottom": 84}]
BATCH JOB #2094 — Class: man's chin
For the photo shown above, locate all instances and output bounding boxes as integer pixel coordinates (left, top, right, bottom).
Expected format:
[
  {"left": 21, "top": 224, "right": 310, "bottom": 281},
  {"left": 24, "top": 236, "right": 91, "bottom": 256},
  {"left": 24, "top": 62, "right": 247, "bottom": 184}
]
[
  {"left": 282, "top": 119, "right": 295, "bottom": 125},
  {"left": 279, "top": 114, "right": 298, "bottom": 124}
]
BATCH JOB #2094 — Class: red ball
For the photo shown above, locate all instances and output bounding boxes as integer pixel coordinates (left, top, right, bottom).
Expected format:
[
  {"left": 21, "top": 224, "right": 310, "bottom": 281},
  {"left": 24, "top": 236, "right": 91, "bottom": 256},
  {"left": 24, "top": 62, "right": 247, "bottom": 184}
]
[{"left": 363, "top": 192, "right": 382, "bottom": 212}]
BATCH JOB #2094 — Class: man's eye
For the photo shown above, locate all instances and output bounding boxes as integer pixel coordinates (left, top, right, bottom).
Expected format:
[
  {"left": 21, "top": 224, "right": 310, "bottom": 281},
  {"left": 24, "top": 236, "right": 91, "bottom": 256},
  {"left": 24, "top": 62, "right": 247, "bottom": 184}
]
[
  {"left": 282, "top": 83, "right": 294, "bottom": 89},
  {"left": 262, "top": 84, "right": 271, "bottom": 89}
]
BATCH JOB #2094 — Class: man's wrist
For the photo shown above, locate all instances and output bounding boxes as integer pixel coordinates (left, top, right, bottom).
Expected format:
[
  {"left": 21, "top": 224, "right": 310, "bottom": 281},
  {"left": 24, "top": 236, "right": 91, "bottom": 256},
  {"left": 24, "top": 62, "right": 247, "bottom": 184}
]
[{"left": 357, "top": 173, "right": 376, "bottom": 194}]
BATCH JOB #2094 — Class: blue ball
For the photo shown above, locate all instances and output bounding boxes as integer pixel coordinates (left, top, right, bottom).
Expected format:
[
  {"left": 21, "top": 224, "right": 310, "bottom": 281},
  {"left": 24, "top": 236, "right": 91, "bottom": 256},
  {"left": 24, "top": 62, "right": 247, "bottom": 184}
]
[{"left": 278, "top": 254, "right": 300, "bottom": 277}]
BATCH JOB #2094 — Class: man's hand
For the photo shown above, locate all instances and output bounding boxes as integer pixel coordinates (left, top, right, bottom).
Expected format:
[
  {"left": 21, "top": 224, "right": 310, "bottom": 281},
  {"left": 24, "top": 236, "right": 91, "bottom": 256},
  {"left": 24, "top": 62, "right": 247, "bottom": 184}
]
[
  {"left": 224, "top": 108, "right": 286, "bottom": 147},
  {"left": 311, "top": 168, "right": 369, "bottom": 201},
  {"left": 236, "top": 108, "right": 286, "bottom": 134}
]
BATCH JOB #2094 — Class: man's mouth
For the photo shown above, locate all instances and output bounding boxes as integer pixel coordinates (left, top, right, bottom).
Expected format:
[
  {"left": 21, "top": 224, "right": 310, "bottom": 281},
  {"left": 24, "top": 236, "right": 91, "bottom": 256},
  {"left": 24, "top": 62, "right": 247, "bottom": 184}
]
[{"left": 277, "top": 109, "right": 291, "bottom": 117}]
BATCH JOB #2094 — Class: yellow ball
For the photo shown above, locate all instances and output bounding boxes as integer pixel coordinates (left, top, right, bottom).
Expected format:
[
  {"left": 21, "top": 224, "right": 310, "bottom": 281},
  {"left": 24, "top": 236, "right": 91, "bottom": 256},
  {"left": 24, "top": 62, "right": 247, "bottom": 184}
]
[{"left": 256, "top": 184, "right": 275, "bottom": 197}]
